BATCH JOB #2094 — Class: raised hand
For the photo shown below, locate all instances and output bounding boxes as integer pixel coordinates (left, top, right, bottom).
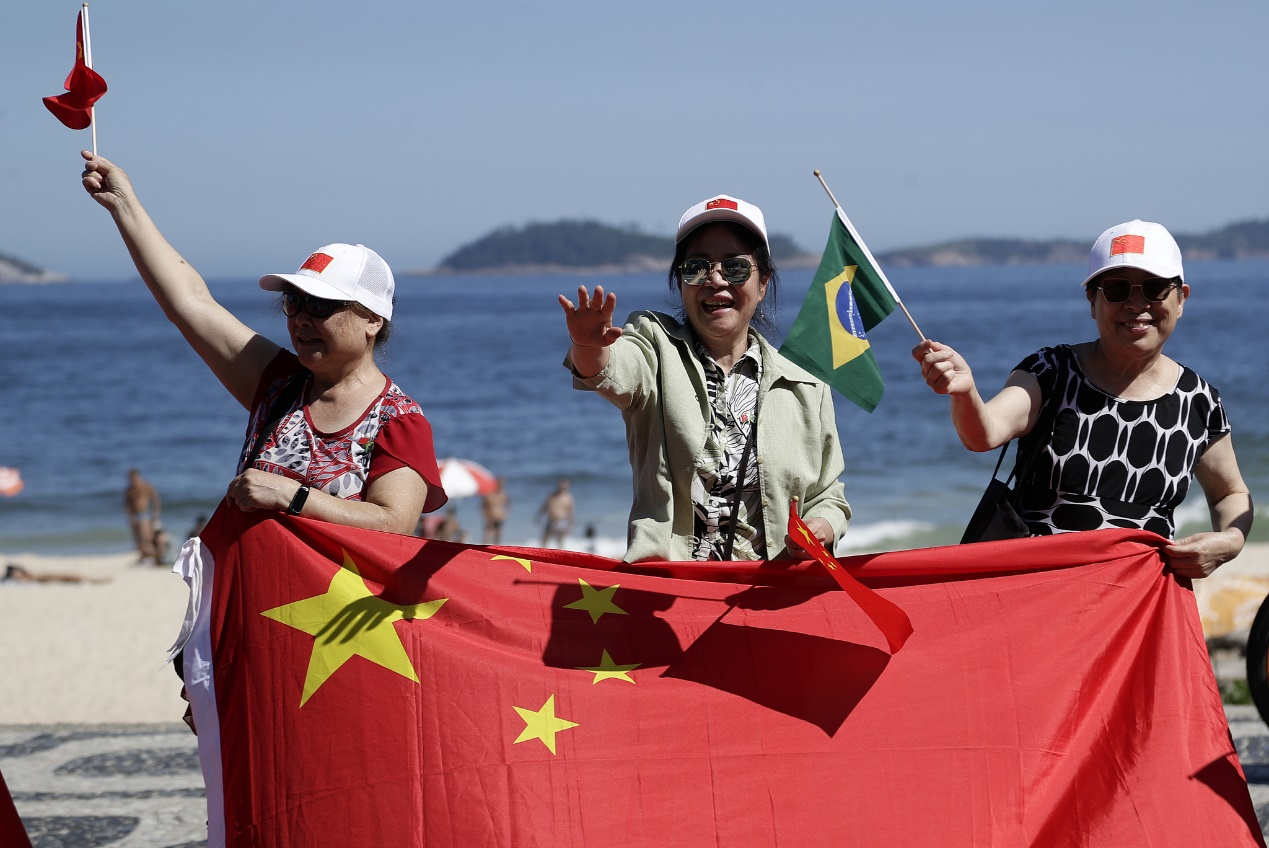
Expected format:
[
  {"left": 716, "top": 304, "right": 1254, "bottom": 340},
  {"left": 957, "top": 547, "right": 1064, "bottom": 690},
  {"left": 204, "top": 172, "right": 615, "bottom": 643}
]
[
  {"left": 558, "top": 285, "right": 623, "bottom": 349},
  {"left": 80, "top": 150, "right": 136, "bottom": 214}
]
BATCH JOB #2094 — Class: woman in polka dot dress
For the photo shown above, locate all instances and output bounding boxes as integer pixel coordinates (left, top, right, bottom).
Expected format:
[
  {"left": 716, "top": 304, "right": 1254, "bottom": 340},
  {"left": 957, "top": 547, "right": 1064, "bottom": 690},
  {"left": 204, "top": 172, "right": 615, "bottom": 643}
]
[{"left": 913, "top": 220, "right": 1252, "bottom": 578}]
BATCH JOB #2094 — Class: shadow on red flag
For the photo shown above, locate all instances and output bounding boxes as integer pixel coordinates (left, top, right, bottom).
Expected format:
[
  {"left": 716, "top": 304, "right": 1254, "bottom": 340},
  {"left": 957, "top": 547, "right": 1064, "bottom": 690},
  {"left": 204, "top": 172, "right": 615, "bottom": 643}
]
[{"left": 175, "top": 504, "right": 1264, "bottom": 847}]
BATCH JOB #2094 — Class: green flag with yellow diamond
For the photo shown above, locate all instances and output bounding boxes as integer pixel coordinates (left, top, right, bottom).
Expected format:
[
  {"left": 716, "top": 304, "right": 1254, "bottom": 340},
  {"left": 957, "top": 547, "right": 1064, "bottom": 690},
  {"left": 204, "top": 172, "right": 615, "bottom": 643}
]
[{"left": 780, "top": 210, "right": 898, "bottom": 412}]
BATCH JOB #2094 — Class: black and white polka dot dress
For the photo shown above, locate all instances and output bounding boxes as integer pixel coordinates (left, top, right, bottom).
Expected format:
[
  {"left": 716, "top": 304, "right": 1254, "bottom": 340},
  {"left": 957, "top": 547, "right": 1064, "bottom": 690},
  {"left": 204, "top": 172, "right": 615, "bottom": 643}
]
[{"left": 1013, "top": 345, "right": 1229, "bottom": 539}]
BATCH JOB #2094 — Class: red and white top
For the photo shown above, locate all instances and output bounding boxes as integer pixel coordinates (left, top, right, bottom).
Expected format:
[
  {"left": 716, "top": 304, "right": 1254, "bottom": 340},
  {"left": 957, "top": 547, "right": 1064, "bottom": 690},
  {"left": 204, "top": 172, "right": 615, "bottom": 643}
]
[{"left": 237, "top": 352, "right": 446, "bottom": 513}]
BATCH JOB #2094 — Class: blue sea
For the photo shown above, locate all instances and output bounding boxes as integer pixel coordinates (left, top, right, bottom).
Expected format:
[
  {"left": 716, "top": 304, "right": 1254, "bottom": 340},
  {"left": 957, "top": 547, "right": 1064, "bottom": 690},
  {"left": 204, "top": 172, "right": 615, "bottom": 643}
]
[{"left": 2, "top": 260, "right": 1267, "bottom": 557}]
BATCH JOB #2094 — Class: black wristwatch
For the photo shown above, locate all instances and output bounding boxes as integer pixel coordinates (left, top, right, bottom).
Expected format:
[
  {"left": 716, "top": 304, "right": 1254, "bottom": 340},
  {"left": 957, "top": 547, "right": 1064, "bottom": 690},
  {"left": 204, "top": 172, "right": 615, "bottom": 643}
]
[{"left": 286, "top": 485, "right": 310, "bottom": 516}]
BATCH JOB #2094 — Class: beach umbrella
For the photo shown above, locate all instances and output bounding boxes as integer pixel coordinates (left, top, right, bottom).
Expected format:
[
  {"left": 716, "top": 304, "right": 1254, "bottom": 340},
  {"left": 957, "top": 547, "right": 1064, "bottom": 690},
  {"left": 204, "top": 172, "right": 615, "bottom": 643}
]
[
  {"left": 0, "top": 468, "right": 23, "bottom": 498},
  {"left": 437, "top": 458, "right": 498, "bottom": 499}
]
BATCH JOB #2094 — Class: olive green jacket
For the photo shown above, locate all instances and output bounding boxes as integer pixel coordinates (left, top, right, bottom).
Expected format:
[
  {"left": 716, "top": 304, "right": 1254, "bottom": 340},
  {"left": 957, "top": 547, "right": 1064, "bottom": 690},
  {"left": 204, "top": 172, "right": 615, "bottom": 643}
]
[{"left": 570, "top": 311, "right": 850, "bottom": 562}]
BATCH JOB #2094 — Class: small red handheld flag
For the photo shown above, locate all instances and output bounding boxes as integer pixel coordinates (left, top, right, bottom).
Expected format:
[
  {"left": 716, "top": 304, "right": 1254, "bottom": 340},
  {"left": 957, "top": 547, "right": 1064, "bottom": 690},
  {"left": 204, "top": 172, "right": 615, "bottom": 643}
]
[
  {"left": 787, "top": 501, "right": 913, "bottom": 653},
  {"left": 43, "top": 8, "right": 107, "bottom": 131}
]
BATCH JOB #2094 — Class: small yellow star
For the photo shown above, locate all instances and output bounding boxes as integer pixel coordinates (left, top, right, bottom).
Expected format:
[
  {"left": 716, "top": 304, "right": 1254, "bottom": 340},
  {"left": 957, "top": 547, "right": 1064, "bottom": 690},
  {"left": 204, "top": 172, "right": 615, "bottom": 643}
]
[
  {"left": 562, "top": 578, "right": 627, "bottom": 624},
  {"left": 577, "top": 649, "right": 640, "bottom": 684},
  {"left": 513, "top": 694, "right": 579, "bottom": 754},
  {"left": 261, "top": 550, "right": 447, "bottom": 706},
  {"left": 492, "top": 554, "right": 533, "bottom": 572}
]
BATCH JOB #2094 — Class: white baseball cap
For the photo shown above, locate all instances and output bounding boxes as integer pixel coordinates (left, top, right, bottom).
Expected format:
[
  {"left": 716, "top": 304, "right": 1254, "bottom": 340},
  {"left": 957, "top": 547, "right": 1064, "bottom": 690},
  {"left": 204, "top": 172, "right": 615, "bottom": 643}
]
[
  {"left": 675, "top": 194, "right": 770, "bottom": 250},
  {"left": 1082, "top": 220, "right": 1184, "bottom": 287},
  {"left": 259, "top": 243, "right": 395, "bottom": 320}
]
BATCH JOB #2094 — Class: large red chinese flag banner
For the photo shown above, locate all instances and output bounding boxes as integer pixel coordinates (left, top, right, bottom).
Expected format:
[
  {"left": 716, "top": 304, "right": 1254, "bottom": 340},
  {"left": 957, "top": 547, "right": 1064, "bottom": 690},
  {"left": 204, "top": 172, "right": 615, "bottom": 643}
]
[{"left": 176, "top": 505, "right": 1263, "bottom": 847}]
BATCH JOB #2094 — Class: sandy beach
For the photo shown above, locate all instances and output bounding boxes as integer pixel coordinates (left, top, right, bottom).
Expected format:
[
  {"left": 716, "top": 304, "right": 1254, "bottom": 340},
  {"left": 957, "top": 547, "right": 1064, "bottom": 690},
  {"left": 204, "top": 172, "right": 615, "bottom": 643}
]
[{"left": 1, "top": 541, "right": 1268, "bottom": 725}]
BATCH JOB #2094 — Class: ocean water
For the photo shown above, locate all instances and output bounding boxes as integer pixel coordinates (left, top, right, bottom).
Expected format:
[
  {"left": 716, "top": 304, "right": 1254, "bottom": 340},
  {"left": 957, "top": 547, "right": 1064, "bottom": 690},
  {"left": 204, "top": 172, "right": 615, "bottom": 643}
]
[{"left": 1, "top": 259, "right": 1267, "bottom": 557}]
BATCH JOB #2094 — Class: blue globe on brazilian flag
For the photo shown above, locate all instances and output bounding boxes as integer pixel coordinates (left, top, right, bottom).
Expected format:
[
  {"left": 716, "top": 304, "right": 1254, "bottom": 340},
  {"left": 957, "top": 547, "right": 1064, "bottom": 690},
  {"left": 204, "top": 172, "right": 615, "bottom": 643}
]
[{"left": 780, "top": 211, "right": 898, "bottom": 412}]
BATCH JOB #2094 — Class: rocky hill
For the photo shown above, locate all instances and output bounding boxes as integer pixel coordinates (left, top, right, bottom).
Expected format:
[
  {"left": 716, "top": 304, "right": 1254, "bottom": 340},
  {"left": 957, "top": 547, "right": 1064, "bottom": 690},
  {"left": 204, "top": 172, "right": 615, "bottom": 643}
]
[
  {"left": 430, "top": 220, "right": 811, "bottom": 275},
  {"left": 0, "top": 251, "right": 69, "bottom": 284}
]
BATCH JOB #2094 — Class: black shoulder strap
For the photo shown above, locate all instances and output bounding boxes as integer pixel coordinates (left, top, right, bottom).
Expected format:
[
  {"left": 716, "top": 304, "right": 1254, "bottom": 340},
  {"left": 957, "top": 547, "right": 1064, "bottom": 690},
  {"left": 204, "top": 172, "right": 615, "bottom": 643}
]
[
  {"left": 719, "top": 399, "right": 760, "bottom": 562},
  {"left": 244, "top": 370, "right": 308, "bottom": 470},
  {"left": 1007, "top": 351, "right": 1066, "bottom": 489}
]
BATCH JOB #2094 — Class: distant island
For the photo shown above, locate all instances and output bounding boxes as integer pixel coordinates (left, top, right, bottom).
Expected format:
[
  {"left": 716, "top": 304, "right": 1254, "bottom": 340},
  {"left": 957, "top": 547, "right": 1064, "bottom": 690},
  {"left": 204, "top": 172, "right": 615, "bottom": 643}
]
[
  {"left": 9, "top": 216, "right": 1269, "bottom": 282},
  {"left": 0, "top": 251, "right": 69, "bottom": 284},
  {"left": 423, "top": 221, "right": 815, "bottom": 275},
  {"left": 877, "top": 218, "right": 1269, "bottom": 267},
  {"left": 418, "top": 216, "right": 1269, "bottom": 275}
]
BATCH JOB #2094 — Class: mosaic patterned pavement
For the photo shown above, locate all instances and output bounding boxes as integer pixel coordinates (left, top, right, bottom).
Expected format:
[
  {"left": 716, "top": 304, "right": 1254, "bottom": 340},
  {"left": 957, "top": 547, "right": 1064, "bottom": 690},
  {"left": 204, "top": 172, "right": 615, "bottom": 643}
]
[{"left": 6, "top": 709, "right": 1269, "bottom": 846}]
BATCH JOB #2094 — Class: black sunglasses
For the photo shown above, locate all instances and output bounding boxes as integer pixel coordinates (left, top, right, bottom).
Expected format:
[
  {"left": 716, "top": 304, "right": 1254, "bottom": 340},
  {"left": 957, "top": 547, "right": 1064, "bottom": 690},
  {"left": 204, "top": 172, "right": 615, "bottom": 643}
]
[
  {"left": 677, "top": 257, "right": 757, "bottom": 286},
  {"left": 1094, "top": 277, "right": 1179, "bottom": 304},
  {"left": 282, "top": 291, "right": 350, "bottom": 319}
]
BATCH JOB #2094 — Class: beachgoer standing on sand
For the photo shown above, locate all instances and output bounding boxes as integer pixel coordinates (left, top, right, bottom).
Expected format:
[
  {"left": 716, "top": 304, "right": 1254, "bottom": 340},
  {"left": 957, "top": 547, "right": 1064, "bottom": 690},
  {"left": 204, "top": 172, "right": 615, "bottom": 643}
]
[
  {"left": 481, "top": 478, "right": 510, "bottom": 544},
  {"left": 559, "top": 194, "right": 850, "bottom": 562},
  {"left": 537, "top": 478, "right": 575, "bottom": 548},
  {"left": 124, "top": 469, "right": 161, "bottom": 564}
]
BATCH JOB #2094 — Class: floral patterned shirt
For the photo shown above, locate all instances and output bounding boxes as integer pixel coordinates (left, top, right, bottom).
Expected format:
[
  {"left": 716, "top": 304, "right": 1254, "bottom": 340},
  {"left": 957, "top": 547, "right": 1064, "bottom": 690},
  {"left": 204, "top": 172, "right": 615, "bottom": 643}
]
[
  {"left": 237, "top": 352, "right": 446, "bottom": 513},
  {"left": 690, "top": 337, "right": 765, "bottom": 560}
]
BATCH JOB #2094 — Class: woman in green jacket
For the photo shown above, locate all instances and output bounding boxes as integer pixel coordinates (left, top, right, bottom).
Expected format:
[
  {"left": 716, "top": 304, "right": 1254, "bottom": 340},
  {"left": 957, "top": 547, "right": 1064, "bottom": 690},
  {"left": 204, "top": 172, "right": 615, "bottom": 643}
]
[{"left": 559, "top": 194, "right": 850, "bottom": 562}]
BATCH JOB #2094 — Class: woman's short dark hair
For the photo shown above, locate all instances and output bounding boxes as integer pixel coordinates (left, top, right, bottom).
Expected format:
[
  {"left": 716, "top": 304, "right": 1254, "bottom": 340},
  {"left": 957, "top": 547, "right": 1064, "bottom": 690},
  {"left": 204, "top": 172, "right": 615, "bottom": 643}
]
[
  {"left": 666, "top": 221, "right": 780, "bottom": 335},
  {"left": 351, "top": 303, "right": 393, "bottom": 352}
]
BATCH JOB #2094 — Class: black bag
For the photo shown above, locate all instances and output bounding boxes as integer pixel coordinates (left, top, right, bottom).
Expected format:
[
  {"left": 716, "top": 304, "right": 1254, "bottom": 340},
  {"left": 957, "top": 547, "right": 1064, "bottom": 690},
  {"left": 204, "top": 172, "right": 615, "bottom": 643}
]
[
  {"left": 960, "top": 362, "right": 1065, "bottom": 544},
  {"left": 960, "top": 444, "right": 1028, "bottom": 544}
]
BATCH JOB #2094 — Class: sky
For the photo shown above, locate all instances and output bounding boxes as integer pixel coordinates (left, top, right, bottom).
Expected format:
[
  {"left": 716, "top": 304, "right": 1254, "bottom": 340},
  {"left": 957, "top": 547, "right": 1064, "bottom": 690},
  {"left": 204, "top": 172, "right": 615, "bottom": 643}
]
[{"left": 4, "top": 0, "right": 1268, "bottom": 279}]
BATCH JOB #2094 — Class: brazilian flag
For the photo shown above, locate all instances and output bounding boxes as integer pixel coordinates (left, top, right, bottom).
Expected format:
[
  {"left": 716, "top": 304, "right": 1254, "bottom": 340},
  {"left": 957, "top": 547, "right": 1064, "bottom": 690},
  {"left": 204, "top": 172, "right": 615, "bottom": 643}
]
[{"left": 779, "top": 211, "right": 898, "bottom": 413}]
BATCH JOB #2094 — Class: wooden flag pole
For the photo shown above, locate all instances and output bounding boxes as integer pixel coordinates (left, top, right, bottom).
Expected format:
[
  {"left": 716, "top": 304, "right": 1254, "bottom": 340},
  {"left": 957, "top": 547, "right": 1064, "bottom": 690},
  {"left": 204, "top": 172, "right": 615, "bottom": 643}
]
[
  {"left": 812, "top": 170, "right": 925, "bottom": 341},
  {"left": 83, "top": 3, "right": 97, "bottom": 156}
]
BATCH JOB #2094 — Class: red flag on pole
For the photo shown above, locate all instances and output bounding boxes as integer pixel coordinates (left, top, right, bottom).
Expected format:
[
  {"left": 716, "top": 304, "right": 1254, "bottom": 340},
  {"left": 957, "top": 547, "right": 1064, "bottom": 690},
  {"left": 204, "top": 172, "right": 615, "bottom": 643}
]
[
  {"left": 43, "top": 7, "right": 107, "bottom": 131},
  {"left": 176, "top": 506, "right": 1263, "bottom": 846},
  {"left": 787, "top": 501, "right": 913, "bottom": 653}
]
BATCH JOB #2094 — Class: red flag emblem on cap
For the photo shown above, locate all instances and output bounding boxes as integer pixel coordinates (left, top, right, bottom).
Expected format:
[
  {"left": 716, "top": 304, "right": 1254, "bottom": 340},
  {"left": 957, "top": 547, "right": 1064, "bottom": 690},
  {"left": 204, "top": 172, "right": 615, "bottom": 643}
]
[
  {"left": 706, "top": 198, "right": 738, "bottom": 211},
  {"left": 300, "top": 253, "right": 334, "bottom": 273},
  {"left": 1110, "top": 235, "right": 1146, "bottom": 256}
]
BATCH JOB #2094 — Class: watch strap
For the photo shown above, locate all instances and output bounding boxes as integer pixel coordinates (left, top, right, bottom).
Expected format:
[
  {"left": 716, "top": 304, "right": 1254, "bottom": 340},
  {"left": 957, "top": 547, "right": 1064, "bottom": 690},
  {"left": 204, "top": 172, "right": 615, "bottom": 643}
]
[{"left": 286, "top": 485, "right": 310, "bottom": 516}]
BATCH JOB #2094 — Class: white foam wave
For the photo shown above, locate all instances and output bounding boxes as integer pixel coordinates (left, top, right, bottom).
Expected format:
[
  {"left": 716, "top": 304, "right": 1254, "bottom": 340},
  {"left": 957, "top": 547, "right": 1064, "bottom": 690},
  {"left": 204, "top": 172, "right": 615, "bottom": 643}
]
[{"left": 836, "top": 520, "right": 938, "bottom": 553}]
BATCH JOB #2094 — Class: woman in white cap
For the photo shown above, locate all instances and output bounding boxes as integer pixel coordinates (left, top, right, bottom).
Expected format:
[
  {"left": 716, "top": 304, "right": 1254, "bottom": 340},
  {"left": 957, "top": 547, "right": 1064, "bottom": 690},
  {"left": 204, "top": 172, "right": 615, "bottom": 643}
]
[
  {"left": 559, "top": 194, "right": 850, "bottom": 562},
  {"left": 81, "top": 151, "right": 446, "bottom": 533},
  {"left": 913, "top": 220, "right": 1251, "bottom": 576}
]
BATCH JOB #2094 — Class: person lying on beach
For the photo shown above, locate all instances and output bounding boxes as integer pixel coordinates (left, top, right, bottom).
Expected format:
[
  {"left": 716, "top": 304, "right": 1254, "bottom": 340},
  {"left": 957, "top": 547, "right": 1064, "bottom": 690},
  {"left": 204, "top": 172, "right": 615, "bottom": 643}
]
[
  {"left": 3, "top": 564, "right": 109, "bottom": 585},
  {"left": 913, "top": 219, "right": 1252, "bottom": 577},
  {"left": 559, "top": 194, "right": 850, "bottom": 562},
  {"left": 81, "top": 152, "right": 447, "bottom": 534}
]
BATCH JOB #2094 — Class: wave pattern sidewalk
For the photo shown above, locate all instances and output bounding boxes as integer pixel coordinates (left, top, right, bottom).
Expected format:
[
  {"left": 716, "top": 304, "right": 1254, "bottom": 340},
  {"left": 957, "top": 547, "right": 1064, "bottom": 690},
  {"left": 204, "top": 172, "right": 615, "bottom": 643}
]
[
  {"left": 6, "top": 708, "right": 1269, "bottom": 846},
  {"left": 2, "top": 724, "right": 206, "bottom": 848}
]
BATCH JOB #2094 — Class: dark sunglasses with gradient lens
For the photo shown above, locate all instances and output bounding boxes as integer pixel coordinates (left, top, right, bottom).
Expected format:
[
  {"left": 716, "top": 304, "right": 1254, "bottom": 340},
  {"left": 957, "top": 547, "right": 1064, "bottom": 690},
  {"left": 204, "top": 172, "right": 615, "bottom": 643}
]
[
  {"left": 677, "top": 257, "right": 757, "bottom": 286},
  {"left": 282, "top": 290, "right": 350, "bottom": 319},
  {"left": 1094, "top": 277, "right": 1180, "bottom": 304}
]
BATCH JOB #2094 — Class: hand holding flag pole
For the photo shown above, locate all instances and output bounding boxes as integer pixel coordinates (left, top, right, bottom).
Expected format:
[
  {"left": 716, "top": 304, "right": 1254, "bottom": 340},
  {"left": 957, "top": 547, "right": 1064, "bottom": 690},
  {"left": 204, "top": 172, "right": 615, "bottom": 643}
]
[
  {"left": 813, "top": 170, "right": 923, "bottom": 341},
  {"left": 778, "top": 170, "right": 914, "bottom": 411}
]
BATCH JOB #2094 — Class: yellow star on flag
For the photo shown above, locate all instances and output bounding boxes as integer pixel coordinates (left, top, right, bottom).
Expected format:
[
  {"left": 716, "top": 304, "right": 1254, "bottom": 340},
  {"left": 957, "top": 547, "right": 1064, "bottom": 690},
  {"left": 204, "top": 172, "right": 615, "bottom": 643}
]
[
  {"left": 513, "top": 694, "right": 579, "bottom": 754},
  {"left": 577, "top": 649, "right": 640, "bottom": 684},
  {"left": 261, "top": 550, "right": 447, "bottom": 706},
  {"left": 563, "top": 578, "right": 627, "bottom": 623},
  {"left": 492, "top": 554, "right": 533, "bottom": 572}
]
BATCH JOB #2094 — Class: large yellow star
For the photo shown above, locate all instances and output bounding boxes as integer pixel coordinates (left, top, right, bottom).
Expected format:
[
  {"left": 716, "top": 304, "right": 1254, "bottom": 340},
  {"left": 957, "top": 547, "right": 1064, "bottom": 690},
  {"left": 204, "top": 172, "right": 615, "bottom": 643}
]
[
  {"left": 261, "top": 550, "right": 447, "bottom": 706},
  {"left": 513, "top": 694, "right": 579, "bottom": 754},
  {"left": 577, "top": 649, "right": 640, "bottom": 684},
  {"left": 562, "top": 578, "right": 627, "bottom": 624}
]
